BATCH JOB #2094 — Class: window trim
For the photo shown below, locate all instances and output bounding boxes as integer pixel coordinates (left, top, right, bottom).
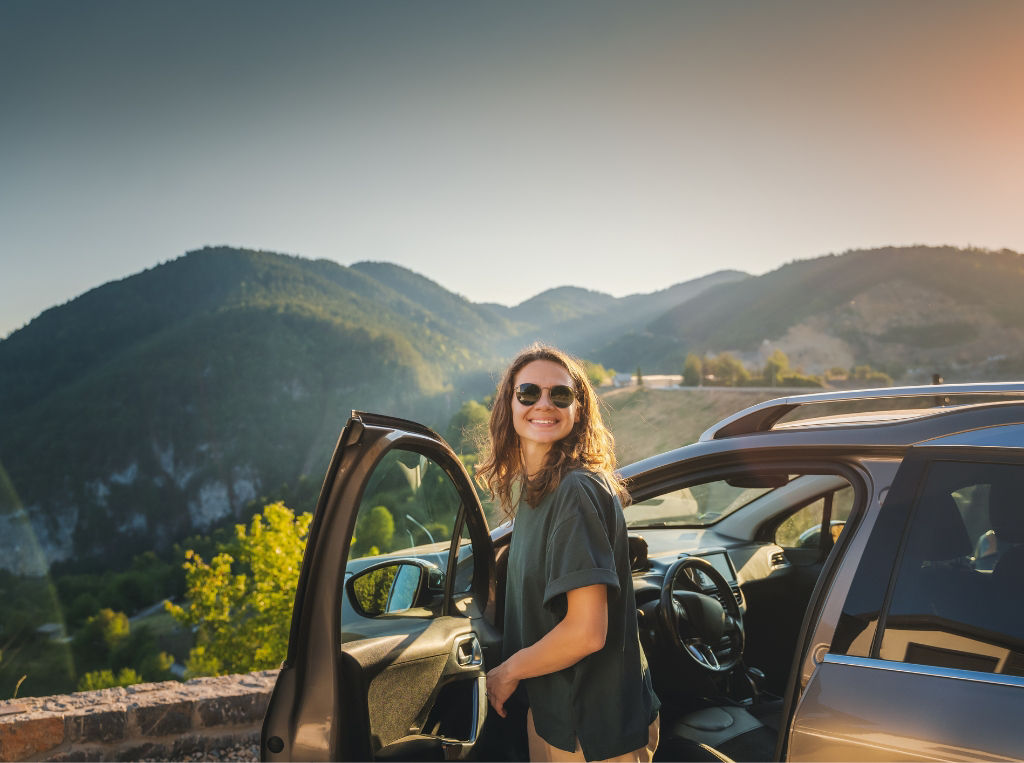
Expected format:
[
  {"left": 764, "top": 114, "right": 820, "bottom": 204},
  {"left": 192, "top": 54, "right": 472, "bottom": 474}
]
[{"left": 824, "top": 653, "right": 1024, "bottom": 690}]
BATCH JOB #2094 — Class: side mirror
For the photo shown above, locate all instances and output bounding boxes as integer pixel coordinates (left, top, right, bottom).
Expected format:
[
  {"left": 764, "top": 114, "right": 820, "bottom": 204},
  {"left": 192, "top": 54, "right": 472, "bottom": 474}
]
[{"left": 345, "top": 558, "right": 445, "bottom": 617}]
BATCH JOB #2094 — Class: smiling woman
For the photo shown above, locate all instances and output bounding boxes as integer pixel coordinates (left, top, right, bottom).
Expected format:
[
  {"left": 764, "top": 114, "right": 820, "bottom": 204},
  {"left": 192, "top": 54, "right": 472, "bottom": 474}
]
[{"left": 476, "top": 344, "right": 660, "bottom": 762}]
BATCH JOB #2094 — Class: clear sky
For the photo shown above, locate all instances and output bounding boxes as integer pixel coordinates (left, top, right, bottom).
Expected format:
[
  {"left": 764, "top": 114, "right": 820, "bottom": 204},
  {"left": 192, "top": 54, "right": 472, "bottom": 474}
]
[{"left": 2, "top": 1, "right": 1023, "bottom": 338}]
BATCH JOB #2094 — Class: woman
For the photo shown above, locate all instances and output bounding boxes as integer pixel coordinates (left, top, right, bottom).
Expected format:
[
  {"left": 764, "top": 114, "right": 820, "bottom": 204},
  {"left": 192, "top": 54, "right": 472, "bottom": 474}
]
[{"left": 478, "top": 344, "right": 660, "bottom": 762}]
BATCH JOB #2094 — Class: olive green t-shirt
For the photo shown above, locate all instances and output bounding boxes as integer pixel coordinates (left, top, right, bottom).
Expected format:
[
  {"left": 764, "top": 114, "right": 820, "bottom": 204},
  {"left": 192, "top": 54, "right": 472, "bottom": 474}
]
[{"left": 503, "top": 469, "right": 660, "bottom": 761}]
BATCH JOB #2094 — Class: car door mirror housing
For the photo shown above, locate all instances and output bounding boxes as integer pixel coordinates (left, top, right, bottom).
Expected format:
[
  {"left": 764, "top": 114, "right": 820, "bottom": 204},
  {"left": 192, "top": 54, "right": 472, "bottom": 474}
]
[{"left": 346, "top": 558, "right": 445, "bottom": 617}]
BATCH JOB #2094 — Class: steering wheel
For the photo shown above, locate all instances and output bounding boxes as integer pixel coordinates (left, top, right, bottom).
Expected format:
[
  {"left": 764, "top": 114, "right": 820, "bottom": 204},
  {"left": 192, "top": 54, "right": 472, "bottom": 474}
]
[{"left": 659, "top": 556, "right": 744, "bottom": 673}]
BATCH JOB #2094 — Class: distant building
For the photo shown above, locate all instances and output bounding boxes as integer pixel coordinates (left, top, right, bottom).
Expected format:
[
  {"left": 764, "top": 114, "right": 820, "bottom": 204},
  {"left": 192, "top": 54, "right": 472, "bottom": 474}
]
[{"left": 613, "top": 373, "right": 683, "bottom": 389}]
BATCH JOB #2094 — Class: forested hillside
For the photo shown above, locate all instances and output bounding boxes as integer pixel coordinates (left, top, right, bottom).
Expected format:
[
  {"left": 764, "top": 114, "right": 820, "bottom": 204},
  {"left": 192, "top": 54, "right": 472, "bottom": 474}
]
[
  {"left": 0, "top": 248, "right": 495, "bottom": 575},
  {"left": 4, "top": 244, "right": 1024, "bottom": 578},
  {"left": 3, "top": 243, "right": 1024, "bottom": 698},
  {"left": 598, "top": 246, "right": 1024, "bottom": 380},
  {"left": 0, "top": 247, "right": 737, "bottom": 576}
]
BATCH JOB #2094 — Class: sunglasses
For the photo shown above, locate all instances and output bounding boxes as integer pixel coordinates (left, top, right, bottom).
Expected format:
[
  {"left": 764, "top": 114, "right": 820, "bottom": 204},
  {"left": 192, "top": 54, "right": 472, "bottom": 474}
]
[{"left": 514, "top": 382, "right": 576, "bottom": 408}]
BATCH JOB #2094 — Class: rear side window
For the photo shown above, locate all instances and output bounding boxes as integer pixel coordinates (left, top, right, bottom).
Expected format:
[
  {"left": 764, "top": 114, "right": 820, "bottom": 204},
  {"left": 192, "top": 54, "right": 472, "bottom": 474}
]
[
  {"left": 775, "top": 486, "right": 855, "bottom": 550},
  {"left": 879, "top": 461, "right": 1024, "bottom": 676}
]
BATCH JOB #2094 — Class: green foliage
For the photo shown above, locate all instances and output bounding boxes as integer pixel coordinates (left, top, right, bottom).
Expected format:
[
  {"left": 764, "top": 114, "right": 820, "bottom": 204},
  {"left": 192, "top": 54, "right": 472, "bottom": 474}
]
[
  {"left": 72, "top": 608, "right": 130, "bottom": 667},
  {"left": 0, "top": 571, "right": 76, "bottom": 698},
  {"left": 582, "top": 360, "right": 613, "bottom": 388},
  {"left": 350, "top": 565, "right": 399, "bottom": 616},
  {"left": 167, "top": 502, "right": 311, "bottom": 677},
  {"left": 850, "top": 365, "right": 893, "bottom": 387},
  {"left": 351, "top": 505, "right": 395, "bottom": 559},
  {"left": 704, "top": 353, "right": 750, "bottom": 386},
  {"left": 56, "top": 551, "right": 180, "bottom": 627},
  {"left": 77, "top": 667, "right": 142, "bottom": 692},
  {"left": 0, "top": 247, "right": 506, "bottom": 575},
  {"left": 445, "top": 400, "right": 490, "bottom": 454},
  {"left": 762, "top": 350, "right": 789, "bottom": 387},
  {"left": 682, "top": 354, "right": 702, "bottom": 387}
]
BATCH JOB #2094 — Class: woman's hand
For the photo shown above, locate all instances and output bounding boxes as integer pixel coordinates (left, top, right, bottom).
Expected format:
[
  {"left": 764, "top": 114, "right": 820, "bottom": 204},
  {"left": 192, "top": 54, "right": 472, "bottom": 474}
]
[{"left": 486, "top": 660, "right": 520, "bottom": 718}]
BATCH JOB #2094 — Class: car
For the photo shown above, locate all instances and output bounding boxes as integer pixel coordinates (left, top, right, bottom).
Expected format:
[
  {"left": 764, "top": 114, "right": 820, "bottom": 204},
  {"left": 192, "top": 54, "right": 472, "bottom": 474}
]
[{"left": 261, "top": 383, "right": 1024, "bottom": 761}]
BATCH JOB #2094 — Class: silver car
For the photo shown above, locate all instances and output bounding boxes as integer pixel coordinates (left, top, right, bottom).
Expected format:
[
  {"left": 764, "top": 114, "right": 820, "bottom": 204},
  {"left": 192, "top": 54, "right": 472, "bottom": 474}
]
[{"left": 262, "top": 383, "right": 1024, "bottom": 761}]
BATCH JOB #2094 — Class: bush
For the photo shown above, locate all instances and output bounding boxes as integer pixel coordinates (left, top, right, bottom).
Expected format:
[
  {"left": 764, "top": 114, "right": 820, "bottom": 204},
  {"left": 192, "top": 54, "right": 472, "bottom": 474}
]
[
  {"left": 77, "top": 667, "right": 142, "bottom": 691},
  {"left": 167, "top": 502, "right": 311, "bottom": 677}
]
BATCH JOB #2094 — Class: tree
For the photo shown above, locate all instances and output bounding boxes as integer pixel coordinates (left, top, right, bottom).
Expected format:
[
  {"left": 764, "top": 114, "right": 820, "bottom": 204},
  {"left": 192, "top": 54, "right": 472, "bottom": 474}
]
[
  {"left": 445, "top": 400, "right": 490, "bottom": 453},
  {"left": 763, "top": 350, "right": 790, "bottom": 387},
  {"left": 850, "top": 365, "right": 893, "bottom": 386},
  {"left": 636, "top": 367, "right": 643, "bottom": 386},
  {"left": 71, "top": 608, "right": 130, "bottom": 675},
  {"left": 708, "top": 353, "right": 749, "bottom": 386},
  {"left": 351, "top": 505, "right": 395, "bottom": 559},
  {"left": 582, "top": 360, "right": 613, "bottom": 388},
  {"left": 167, "top": 502, "right": 312, "bottom": 677},
  {"left": 682, "top": 354, "right": 703, "bottom": 387},
  {"left": 77, "top": 668, "right": 142, "bottom": 692}
]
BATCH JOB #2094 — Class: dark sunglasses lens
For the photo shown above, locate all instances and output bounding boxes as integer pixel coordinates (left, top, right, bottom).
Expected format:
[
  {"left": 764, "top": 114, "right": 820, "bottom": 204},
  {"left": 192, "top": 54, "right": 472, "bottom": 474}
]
[
  {"left": 515, "top": 383, "right": 541, "bottom": 405},
  {"left": 549, "top": 386, "right": 575, "bottom": 408},
  {"left": 515, "top": 383, "right": 575, "bottom": 408}
]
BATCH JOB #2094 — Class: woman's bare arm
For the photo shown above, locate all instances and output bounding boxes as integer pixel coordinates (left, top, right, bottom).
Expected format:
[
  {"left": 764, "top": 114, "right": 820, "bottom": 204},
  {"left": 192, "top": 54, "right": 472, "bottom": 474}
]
[{"left": 486, "top": 584, "right": 608, "bottom": 717}]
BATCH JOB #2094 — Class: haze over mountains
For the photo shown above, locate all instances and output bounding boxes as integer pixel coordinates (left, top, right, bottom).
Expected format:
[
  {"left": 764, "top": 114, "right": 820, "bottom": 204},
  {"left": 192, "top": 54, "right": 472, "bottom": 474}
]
[{"left": 2, "top": 244, "right": 1022, "bottom": 575}]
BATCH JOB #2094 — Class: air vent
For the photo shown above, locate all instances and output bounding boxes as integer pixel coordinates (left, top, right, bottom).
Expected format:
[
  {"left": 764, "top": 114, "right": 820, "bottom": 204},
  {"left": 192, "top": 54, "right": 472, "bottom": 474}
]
[
  {"left": 770, "top": 551, "right": 789, "bottom": 568},
  {"left": 709, "top": 588, "right": 744, "bottom": 608}
]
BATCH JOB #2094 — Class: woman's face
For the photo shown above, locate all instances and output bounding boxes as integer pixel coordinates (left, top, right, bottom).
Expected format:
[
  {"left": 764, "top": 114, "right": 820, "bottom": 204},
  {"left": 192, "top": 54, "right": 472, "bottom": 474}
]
[{"left": 511, "top": 359, "right": 578, "bottom": 454}]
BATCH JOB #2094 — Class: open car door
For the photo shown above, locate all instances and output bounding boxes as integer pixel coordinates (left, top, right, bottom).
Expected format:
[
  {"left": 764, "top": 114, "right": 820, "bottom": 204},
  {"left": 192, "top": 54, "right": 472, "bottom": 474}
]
[{"left": 262, "top": 412, "right": 501, "bottom": 761}]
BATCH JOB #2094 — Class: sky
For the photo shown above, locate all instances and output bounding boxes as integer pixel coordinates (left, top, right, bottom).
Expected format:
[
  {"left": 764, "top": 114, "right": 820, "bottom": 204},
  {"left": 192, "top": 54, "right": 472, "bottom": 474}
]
[{"left": 2, "top": 0, "right": 1023, "bottom": 338}]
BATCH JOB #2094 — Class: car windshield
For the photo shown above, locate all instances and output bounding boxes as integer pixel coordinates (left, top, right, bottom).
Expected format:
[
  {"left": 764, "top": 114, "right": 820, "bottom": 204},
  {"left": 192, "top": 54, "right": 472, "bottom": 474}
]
[{"left": 626, "top": 477, "right": 793, "bottom": 528}]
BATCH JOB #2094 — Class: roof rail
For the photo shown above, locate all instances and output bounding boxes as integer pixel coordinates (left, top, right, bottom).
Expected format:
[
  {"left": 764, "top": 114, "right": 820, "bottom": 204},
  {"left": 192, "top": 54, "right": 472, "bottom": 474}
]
[{"left": 699, "top": 381, "right": 1024, "bottom": 441}]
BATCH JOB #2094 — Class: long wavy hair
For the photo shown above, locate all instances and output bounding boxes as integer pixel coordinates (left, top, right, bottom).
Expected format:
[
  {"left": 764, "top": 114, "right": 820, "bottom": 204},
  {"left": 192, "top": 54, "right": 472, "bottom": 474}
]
[{"left": 475, "top": 343, "right": 628, "bottom": 517}]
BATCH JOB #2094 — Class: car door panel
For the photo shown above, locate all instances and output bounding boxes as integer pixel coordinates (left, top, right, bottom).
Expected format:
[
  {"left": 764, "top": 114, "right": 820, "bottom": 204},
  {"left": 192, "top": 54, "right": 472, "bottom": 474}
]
[
  {"left": 786, "top": 450, "right": 1024, "bottom": 761},
  {"left": 262, "top": 413, "right": 498, "bottom": 762},
  {"left": 342, "top": 618, "right": 487, "bottom": 760},
  {"left": 790, "top": 656, "right": 1024, "bottom": 761}
]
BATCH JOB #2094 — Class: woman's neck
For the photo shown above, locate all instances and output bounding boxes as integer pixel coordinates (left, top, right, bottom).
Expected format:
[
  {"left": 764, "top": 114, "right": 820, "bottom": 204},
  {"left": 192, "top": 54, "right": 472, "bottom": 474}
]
[{"left": 521, "top": 441, "right": 551, "bottom": 478}]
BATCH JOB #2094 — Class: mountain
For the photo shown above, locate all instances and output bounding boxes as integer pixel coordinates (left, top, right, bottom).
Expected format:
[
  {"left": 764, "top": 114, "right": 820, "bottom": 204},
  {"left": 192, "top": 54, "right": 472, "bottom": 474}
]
[
  {"left": 0, "top": 249, "right": 496, "bottom": 574},
  {"left": 0, "top": 247, "right": 731, "bottom": 574},
  {"left": 598, "top": 246, "right": 1024, "bottom": 379},
  {"left": 535, "top": 271, "right": 749, "bottom": 358},
  {"left": 10, "top": 243, "right": 1018, "bottom": 577}
]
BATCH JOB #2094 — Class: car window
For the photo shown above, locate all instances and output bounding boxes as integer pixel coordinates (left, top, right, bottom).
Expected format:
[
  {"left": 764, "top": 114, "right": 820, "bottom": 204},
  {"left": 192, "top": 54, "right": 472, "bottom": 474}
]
[
  {"left": 775, "top": 487, "right": 854, "bottom": 549},
  {"left": 879, "top": 460, "right": 1024, "bottom": 676},
  {"left": 351, "top": 448, "right": 462, "bottom": 561},
  {"left": 628, "top": 478, "right": 788, "bottom": 528},
  {"left": 341, "top": 448, "right": 465, "bottom": 637}
]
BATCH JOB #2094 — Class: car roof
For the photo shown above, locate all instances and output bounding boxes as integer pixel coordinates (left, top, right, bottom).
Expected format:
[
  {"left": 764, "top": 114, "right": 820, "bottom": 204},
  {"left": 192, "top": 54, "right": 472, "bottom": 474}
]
[
  {"left": 700, "top": 381, "right": 1024, "bottom": 440},
  {"left": 620, "top": 383, "right": 1024, "bottom": 482},
  {"left": 917, "top": 421, "right": 1024, "bottom": 449}
]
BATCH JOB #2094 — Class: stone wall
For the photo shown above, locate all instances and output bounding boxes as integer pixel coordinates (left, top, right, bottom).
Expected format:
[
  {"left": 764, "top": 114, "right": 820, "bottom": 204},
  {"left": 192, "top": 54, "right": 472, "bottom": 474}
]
[{"left": 0, "top": 671, "right": 277, "bottom": 762}]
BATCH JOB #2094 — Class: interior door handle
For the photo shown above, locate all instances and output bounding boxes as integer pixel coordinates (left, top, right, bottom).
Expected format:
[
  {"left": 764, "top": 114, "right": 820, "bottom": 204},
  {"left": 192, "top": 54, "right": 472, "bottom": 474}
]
[{"left": 456, "top": 635, "right": 482, "bottom": 667}]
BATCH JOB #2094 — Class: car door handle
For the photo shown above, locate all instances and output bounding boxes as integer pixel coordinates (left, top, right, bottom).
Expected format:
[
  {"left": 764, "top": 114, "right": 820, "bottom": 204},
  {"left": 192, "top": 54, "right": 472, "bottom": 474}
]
[{"left": 456, "top": 635, "right": 482, "bottom": 667}]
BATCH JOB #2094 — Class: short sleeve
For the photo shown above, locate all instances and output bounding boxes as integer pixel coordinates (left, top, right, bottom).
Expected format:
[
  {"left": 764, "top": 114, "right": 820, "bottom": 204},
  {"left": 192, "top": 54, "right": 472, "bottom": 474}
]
[{"left": 542, "top": 477, "right": 620, "bottom": 608}]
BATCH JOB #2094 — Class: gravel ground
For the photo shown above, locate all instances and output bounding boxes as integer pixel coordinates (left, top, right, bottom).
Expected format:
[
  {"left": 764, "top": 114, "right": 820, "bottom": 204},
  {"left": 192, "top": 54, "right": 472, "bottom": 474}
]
[{"left": 141, "top": 742, "right": 259, "bottom": 762}]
